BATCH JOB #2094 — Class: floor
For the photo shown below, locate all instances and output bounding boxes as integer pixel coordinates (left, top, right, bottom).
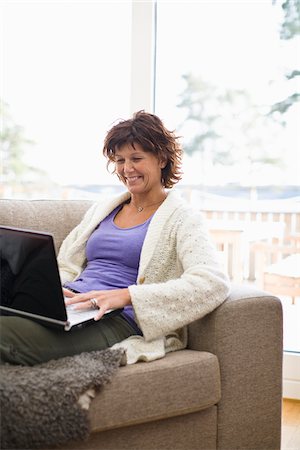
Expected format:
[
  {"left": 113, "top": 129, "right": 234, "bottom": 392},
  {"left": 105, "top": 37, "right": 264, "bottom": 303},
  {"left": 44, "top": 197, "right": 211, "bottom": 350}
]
[{"left": 281, "top": 399, "right": 300, "bottom": 450}]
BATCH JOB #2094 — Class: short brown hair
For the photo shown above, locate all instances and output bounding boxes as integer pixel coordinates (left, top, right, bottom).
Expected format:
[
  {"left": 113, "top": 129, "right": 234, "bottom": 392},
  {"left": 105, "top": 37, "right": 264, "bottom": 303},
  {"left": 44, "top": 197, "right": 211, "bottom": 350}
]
[{"left": 103, "top": 111, "right": 183, "bottom": 188}]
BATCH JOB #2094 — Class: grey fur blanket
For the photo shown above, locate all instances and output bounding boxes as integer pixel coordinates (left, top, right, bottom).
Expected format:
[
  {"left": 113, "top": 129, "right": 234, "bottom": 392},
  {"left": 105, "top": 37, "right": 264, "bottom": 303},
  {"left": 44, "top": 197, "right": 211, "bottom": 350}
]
[{"left": 0, "top": 348, "right": 124, "bottom": 449}]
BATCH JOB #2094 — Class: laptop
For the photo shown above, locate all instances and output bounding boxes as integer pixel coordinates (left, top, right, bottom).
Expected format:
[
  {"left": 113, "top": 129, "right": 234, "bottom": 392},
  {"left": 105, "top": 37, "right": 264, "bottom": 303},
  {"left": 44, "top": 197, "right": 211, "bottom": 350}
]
[{"left": 0, "top": 226, "right": 122, "bottom": 331}]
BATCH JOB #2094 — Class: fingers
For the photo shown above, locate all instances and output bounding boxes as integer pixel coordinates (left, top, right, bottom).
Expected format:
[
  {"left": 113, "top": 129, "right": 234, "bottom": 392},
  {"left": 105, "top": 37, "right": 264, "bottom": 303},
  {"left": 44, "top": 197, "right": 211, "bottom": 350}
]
[
  {"left": 63, "top": 288, "right": 76, "bottom": 298},
  {"left": 68, "top": 296, "right": 110, "bottom": 319},
  {"left": 64, "top": 291, "right": 110, "bottom": 316},
  {"left": 64, "top": 288, "right": 130, "bottom": 318},
  {"left": 94, "top": 308, "right": 106, "bottom": 321},
  {"left": 69, "top": 300, "right": 94, "bottom": 310},
  {"left": 65, "top": 291, "right": 98, "bottom": 305}
]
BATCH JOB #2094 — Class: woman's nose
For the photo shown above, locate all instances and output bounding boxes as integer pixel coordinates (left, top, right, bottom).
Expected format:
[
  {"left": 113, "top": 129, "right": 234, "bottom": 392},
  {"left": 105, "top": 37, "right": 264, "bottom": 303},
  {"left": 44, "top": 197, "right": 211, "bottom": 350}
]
[{"left": 123, "top": 160, "right": 134, "bottom": 172}]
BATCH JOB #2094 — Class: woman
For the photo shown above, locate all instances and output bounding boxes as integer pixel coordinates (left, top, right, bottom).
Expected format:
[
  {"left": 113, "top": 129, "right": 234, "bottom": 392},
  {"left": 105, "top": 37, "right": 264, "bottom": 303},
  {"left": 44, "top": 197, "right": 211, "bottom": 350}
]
[{"left": 0, "top": 111, "right": 230, "bottom": 365}]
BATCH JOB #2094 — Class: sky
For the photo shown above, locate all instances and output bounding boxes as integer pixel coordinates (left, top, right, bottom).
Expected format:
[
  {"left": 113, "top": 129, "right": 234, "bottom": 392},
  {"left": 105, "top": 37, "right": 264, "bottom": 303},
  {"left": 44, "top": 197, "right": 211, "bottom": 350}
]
[{"left": 1, "top": 0, "right": 299, "bottom": 186}]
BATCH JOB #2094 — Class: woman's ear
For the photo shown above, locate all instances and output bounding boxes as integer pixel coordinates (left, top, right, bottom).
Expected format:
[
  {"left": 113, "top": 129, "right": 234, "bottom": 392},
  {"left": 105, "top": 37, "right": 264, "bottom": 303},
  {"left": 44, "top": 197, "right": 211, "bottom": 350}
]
[{"left": 159, "top": 157, "right": 167, "bottom": 169}]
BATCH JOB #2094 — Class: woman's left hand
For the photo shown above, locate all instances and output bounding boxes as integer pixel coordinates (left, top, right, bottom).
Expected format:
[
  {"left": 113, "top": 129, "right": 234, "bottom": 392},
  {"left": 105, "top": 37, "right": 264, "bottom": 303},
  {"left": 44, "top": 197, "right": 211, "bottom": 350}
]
[{"left": 64, "top": 288, "right": 131, "bottom": 320}]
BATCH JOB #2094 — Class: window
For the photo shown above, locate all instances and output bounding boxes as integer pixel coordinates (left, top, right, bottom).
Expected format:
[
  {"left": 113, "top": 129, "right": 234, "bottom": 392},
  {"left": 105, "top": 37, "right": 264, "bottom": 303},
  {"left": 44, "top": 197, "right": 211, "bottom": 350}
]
[
  {"left": 1, "top": 0, "right": 132, "bottom": 199},
  {"left": 155, "top": 0, "right": 299, "bottom": 189}
]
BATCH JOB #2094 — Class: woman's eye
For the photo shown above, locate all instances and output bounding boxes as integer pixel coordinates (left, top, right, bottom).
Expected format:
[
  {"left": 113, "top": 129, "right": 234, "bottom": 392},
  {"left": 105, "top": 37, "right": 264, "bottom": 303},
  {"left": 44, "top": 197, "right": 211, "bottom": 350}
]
[{"left": 115, "top": 157, "right": 142, "bottom": 164}]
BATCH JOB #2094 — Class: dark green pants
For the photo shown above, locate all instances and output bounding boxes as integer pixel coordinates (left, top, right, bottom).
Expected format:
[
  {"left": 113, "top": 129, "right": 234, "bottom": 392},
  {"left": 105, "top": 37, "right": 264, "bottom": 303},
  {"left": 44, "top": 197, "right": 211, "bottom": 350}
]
[{"left": 0, "top": 315, "right": 136, "bottom": 366}]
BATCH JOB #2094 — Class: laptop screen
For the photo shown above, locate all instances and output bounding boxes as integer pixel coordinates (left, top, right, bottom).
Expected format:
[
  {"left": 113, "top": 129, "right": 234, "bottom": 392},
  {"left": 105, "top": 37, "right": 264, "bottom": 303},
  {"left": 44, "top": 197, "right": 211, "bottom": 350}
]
[{"left": 0, "top": 227, "right": 68, "bottom": 322}]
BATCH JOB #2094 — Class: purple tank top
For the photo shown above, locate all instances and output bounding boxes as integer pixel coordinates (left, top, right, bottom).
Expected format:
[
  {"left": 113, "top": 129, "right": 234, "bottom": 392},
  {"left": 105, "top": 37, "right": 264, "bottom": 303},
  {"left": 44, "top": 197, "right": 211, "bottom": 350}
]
[{"left": 65, "top": 205, "right": 152, "bottom": 333}]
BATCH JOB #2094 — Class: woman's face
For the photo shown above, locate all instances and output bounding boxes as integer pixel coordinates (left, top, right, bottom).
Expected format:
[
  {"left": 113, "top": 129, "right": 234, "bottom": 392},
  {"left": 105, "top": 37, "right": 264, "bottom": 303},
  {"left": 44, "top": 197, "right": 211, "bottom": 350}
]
[{"left": 114, "top": 143, "right": 165, "bottom": 196}]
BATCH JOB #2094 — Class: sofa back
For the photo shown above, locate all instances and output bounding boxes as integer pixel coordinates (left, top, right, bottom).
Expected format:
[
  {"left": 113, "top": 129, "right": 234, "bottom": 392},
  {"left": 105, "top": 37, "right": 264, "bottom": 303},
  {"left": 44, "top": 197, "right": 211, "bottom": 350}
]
[{"left": 0, "top": 199, "right": 93, "bottom": 254}]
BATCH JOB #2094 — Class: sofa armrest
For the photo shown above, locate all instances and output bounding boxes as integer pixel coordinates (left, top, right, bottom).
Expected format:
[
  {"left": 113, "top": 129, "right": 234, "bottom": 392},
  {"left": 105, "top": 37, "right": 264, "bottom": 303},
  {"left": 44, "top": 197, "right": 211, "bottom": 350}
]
[{"left": 188, "top": 284, "right": 283, "bottom": 450}]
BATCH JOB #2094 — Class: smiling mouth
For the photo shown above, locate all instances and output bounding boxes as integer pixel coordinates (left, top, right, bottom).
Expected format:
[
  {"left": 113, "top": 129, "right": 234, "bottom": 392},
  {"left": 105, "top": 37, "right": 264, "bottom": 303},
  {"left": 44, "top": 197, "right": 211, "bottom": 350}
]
[{"left": 126, "top": 176, "right": 141, "bottom": 183}]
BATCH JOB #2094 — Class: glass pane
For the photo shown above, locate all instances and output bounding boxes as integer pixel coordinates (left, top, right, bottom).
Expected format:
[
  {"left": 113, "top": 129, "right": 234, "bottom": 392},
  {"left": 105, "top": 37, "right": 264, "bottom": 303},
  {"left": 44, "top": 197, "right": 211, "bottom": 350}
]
[
  {"left": 155, "top": 0, "right": 300, "bottom": 353},
  {"left": 1, "top": 0, "right": 131, "bottom": 199}
]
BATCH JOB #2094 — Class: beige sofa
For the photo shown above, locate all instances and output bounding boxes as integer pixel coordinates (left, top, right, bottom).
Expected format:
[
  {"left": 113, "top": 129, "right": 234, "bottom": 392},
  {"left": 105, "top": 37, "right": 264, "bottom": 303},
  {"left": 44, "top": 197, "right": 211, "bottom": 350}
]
[{"left": 0, "top": 199, "right": 283, "bottom": 450}]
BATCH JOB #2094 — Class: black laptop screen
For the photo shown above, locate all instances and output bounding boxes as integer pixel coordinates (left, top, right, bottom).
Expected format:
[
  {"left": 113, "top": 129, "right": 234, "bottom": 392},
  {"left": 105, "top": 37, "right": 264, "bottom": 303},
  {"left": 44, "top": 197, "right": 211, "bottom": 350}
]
[{"left": 0, "top": 227, "right": 67, "bottom": 322}]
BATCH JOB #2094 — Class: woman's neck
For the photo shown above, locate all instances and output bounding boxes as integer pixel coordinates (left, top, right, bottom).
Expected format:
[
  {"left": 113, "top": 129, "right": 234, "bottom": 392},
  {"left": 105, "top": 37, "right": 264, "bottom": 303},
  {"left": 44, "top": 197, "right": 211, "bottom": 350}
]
[{"left": 129, "top": 190, "right": 167, "bottom": 212}]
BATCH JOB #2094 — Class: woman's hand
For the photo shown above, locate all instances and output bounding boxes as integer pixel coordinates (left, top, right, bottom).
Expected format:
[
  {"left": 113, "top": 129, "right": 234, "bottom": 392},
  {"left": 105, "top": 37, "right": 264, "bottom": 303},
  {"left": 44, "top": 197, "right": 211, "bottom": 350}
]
[
  {"left": 63, "top": 287, "right": 76, "bottom": 298},
  {"left": 64, "top": 288, "right": 131, "bottom": 320}
]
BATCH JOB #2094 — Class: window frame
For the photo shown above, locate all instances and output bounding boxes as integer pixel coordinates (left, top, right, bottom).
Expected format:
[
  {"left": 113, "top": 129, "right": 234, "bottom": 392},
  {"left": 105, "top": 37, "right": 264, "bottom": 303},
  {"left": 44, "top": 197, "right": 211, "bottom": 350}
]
[{"left": 130, "top": 0, "right": 156, "bottom": 114}]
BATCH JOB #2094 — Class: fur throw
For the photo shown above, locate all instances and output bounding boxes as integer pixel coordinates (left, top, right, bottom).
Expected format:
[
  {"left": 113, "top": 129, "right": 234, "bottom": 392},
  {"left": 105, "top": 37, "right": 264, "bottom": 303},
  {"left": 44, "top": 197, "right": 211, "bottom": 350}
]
[{"left": 0, "top": 348, "right": 124, "bottom": 449}]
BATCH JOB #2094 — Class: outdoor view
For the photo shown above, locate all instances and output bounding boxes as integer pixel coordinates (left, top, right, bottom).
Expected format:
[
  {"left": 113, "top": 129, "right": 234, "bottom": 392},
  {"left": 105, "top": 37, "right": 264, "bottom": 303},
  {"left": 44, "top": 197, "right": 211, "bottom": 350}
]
[
  {"left": 155, "top": 0, "right": 300, "bottom": 356},
  {"left": 1, "top": 0, "right": 132, "bottom": 198},
  {"left": 1, "top": 0, "right": 299, "bottom": 357}
]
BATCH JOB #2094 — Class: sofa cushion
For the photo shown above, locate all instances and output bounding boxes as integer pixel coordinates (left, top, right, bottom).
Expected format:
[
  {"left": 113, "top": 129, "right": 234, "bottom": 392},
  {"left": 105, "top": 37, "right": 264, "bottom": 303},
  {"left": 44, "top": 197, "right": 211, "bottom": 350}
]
[
  {"left": 88, "top": 349, "right": 221, "bottom": 432},
  {"left": 0, "top": 199, "right": 92, "bottom": 253}
]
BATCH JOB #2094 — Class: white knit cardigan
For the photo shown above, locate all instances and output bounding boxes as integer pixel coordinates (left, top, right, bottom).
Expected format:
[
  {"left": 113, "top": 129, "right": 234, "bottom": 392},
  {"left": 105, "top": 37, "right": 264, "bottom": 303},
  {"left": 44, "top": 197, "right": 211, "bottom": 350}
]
[{"left": 57, "top": 190, "right": 230, "bottom": 364}]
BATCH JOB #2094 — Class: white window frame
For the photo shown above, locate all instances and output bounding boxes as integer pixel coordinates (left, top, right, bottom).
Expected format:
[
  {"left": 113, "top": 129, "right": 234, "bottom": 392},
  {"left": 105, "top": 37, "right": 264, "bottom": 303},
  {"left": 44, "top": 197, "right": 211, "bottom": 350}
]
[
  {"left": 130, "top": 0, "right": 156, "bottom": 114},
  {"left": 283, "top": 352, "right": 300, "bottom": 400}
]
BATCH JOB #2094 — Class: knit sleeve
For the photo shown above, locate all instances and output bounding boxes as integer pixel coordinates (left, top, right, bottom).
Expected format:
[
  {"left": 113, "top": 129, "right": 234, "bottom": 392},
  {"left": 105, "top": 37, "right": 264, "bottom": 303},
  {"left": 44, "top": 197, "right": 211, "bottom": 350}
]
[{"left": 129, "top": 211, "right": 231, "bottom": 342}]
